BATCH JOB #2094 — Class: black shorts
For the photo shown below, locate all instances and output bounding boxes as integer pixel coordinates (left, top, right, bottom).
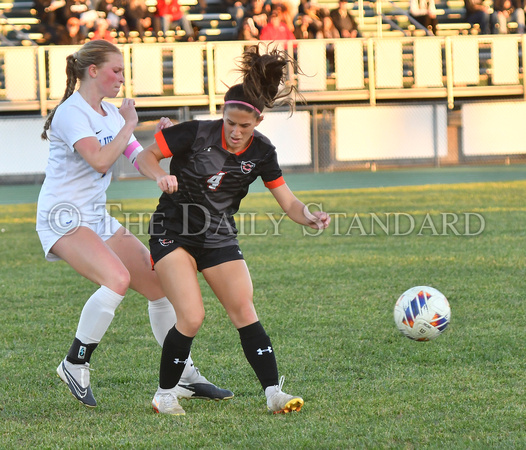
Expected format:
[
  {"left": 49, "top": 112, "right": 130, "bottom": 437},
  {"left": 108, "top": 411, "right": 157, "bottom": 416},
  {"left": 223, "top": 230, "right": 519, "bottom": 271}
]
[{"left": 150, "top": 237, "right": 244, "bottom": 272}]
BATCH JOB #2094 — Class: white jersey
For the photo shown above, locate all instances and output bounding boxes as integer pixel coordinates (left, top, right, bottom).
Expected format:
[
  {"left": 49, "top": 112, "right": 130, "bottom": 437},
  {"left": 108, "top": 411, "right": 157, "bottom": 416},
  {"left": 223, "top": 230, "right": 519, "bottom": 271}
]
[{"left": 36, "top": 91, "right": 134, "bottom": 232}]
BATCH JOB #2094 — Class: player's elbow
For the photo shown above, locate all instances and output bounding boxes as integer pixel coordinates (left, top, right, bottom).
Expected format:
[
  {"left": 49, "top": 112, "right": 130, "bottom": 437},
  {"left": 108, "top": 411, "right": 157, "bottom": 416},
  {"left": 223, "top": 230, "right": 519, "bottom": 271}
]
[{"left": 92, "top": 161, "right": 113, "bottom": 174}]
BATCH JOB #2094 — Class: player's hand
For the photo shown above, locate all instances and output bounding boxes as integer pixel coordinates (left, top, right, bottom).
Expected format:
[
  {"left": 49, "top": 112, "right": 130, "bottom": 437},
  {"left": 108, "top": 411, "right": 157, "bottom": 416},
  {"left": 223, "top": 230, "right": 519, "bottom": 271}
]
[
  {"left": 157, "top": 174, "right": 178, "bottom": 194},
  {"left": 119, "top": 98, "right": 138, "bottom": 127},
  {"left": 304, "top": 207, "right": 331, "bottom": 230},
  {"left": 155, "top": 117, "right": 173, "bottom": 133}
]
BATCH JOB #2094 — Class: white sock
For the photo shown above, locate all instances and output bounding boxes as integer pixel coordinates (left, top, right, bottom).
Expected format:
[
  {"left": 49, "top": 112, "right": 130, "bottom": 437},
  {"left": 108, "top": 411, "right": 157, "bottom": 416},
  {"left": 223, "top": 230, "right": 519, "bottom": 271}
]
[
  {"left": 75, "top": 285, "right": 124, "bottom": 344},
  {"left": 148, "top": 297, "right": 177, "bottom": 346},
  {"left": 148, "top": 297, "right": 195, "bottom": 381}
]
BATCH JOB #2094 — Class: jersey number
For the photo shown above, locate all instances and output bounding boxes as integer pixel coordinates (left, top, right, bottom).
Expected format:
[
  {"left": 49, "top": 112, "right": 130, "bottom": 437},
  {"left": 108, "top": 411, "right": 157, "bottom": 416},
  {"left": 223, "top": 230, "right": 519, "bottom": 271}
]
[{"left": 207, "top": 171, "right": 227, "bottom": 191}]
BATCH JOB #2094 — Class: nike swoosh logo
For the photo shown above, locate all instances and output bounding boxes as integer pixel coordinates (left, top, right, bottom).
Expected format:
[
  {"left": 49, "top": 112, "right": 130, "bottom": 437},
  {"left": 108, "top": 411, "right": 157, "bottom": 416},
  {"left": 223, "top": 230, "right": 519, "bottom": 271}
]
[
  {"left": 96, "top": 130, "right": 102, "bottom": 134},
  {"left": 63, "top": 363, "right": 88, "bottom": 398}
]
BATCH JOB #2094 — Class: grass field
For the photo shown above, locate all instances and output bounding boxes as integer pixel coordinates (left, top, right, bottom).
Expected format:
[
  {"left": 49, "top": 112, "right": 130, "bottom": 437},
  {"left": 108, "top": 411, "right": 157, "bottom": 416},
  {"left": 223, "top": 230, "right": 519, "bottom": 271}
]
[{"left": 1, "top": 179, "right": 525, "bottom": 448}]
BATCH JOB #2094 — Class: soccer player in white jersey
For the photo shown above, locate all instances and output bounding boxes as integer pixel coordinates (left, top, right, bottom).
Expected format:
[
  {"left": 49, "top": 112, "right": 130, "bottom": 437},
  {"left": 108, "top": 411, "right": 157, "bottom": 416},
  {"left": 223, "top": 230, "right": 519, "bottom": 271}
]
[
  {"left": 36, "top": 40, "right": 233, "bottom": 408},
  {"left": 137, "top": 45, "right": 331, "bottom": 415}
]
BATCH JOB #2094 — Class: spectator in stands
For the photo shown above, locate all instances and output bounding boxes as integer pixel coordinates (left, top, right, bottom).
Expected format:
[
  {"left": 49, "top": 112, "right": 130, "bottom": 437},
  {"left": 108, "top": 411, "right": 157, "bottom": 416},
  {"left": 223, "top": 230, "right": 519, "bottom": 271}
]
[
  {"left": 492, "top": 0, "right": 525, "bottom": 33},
  {"left": 259, "top": 8, "right": 295, "bottom": 39},
  {"left": 293, "top": 3, "right": 321, "bottom": 39},
  {"left": 409, "top": 0, "right": 438, "bottom": 35},
  {"left": 35, "top": 0, "right": 60, "bottom": 29},
  {"left": 125, "top": 0, "right": 153, "bottom": 39},
  {"left": 79, "top": 8, "right": 100, "bottom": 33},
  {"left": 224, "top": 0, "right": 251, "bottom": 24},
  {"left": 34, "top": 0, "right": 63, "bottom": 42},
  {"left": 44, "top": 0, "right": 90, "bottom": 27},
  {"left": 44, "top": 0, "right": 69, "bottom": 27},
  {"left": 315, "top": 8, "right": 339, "bottom": 74},
  {"left": 274, "top": 2, "right": 295, "bottom": 33},
  {"left": 464, "top": 0, "right": 491, "bottom": 34},
  {"left": 69, "top": 0, "right": 91, "bottom": 20},
  {"left": 56, "top": 15, "right": 87, "bottom": 43},
  {"left": 242, "top": 0, "right": 269, "bottom": 34},
  {"left": 237, "top": 16, "right": 260, "bottom": 39},
  {"left": 154, "top": 0, "right": 194, "bottom": 40},
  {"left": 329, "top": 0, "right": 359, "bottom": 38},
  {"left": 92, "top": 16, "right": 117, "bottom": 41},
  {"left": 317, "top": 8, "right": 340, "bottom": 38},
  {"left": 97, "top": 0, "right": 129, "bottom": 38}
]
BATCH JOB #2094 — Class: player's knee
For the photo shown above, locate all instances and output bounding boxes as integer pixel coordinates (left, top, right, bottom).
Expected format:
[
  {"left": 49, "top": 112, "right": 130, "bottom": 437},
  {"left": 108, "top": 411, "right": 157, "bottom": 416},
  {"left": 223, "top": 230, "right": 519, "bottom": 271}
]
[
  {"left": 229, "top": 301, "right": 257, "bottom": 326},
  {"left": 182, "top": 310, "right": 205, "bottom": 336},
  {"left": 106, "top": 267, "right": 131, "bottom": 295}
]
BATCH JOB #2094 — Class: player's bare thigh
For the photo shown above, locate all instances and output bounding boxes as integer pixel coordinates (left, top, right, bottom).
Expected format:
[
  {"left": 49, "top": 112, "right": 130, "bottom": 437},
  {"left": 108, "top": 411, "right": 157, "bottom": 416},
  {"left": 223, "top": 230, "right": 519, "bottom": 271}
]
[
  {"left": 50, "top": 226, "right": 130, "bottom": 295},
  {"left": 202, "top": 259, "right": 257, "bottom": 329},
  {"left": 106, "top": 227, "right": 164, "bottom": 300},
  {"left": 154, "top": 247, "right": 205, "bottom": 336}
]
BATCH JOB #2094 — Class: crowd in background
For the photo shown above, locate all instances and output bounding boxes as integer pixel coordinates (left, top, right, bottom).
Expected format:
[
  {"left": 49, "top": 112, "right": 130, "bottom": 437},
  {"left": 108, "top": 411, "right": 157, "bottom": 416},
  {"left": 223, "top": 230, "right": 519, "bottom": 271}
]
[
  {"left": 27, "top": 0, "right": 526, "bottom": 45},
  {"left": 33, "top": 0, "right": 192, "bottom": 44},
  {"left": 29, "top": 0, "right": 360, "bottom": 44}
]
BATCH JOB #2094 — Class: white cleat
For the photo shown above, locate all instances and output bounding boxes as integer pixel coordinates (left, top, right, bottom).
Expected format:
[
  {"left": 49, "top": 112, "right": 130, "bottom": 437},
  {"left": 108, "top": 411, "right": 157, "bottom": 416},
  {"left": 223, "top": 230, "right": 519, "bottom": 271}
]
[
  {"left": 152, "top": 388, "right": 186, "bottom": 415},
  {"left": 265, "top": 376, "right": 304, "bottom": 414}
]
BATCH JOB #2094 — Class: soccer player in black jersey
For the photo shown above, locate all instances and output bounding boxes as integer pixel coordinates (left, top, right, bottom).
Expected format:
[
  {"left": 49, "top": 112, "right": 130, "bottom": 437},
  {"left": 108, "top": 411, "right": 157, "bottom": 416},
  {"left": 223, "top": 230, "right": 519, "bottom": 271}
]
[{"left": 138, "top": 44, "right": 331, "bottom": 415}]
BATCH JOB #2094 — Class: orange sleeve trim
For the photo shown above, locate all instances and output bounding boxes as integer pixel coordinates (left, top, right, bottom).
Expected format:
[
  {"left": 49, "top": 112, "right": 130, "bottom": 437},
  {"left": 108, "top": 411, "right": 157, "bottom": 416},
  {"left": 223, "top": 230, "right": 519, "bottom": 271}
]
[
  {"left": 155, "top": 130, "right": 173, "bottom": 158},
  {"left": 264, "top": 176, "right": 285, "bottom": 190}
]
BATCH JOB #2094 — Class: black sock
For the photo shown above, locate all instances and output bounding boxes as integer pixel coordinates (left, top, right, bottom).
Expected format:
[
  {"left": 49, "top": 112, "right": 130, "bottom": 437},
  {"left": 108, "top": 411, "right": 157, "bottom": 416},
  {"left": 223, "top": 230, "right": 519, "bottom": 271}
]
[
  {"left": 238, "top": 321, "right": 279, "bottom": 391},
  {"left": 66, "top": 338, "right": 98, "bottom": 364},
  {"left": 159, "top": 326, "right": 193, "bottom": 389}
]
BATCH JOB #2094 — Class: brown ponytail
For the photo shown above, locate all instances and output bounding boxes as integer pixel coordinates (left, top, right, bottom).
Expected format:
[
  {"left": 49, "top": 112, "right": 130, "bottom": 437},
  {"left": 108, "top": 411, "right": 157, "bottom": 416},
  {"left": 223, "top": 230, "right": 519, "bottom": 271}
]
[{"left": 224, "top": 43, "right": 302, "bottom": 116}]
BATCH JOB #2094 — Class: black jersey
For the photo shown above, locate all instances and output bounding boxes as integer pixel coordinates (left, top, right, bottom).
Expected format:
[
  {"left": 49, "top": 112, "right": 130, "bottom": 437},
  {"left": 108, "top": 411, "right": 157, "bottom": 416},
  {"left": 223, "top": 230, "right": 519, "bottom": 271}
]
[{"left": 150, "top": 119, "right": 285, "bottom": 248}]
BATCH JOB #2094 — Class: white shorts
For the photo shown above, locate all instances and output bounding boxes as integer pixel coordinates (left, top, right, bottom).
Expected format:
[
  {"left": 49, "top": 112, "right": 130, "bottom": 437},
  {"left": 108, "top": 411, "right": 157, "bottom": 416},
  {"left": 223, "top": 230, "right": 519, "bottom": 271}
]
[{"left": 37, "top": 211, "right": 123, "bottom": 262}]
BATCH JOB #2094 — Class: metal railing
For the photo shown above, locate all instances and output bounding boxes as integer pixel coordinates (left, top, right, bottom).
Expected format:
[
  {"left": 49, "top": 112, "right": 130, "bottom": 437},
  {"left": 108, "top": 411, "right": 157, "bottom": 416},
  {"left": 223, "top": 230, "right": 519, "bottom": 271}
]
[{"left": 0, "top": 35, "right": 524, "bottom": 116}]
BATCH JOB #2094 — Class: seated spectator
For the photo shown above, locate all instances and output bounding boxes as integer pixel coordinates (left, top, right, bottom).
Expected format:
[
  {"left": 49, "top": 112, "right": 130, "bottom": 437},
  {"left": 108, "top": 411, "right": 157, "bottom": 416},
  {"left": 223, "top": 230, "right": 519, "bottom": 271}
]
[
  {"left": 237, "top": 16, "right": 260, "bottom": 39},
  {"left": 125, "top": 0, "right": 153, "bottom": 39},
  {"left": 97, "top": 0, "right": 129, "bottom": 37},
  {"left": 259, "top": 8, "right": 295, "bottom": 40},
  {"left": 56, "top": 15, "right": 87, "bottom": 43},
  {"left": 79, "top": 8, "right": 100, "bottom": 33},
  {"left": 34, "top": 0, "right": 60, "bottom": 29},
  {"left": 317, "top": 9, "right": 339, "bottom": 73},
  {"left": 273, "top": 2, "right": 295, "bottom": 33},
  {"left": 293, "top": 3, "right": 321, "bottom": 39},
  {"left": 294, "top": 13, "right": 318, "bottom": 38},
  {"left": 34, "top": 0, "right": 64, "bottom": 42},
  {"left": 69, "top": 0, "right": 90, "bottom": 20},
  {"left": 224, "top": 0, "right": 250, "bottom": 23},
  {"left": 409, "top": 0, "right": 438, "bottom": 35},
  {"left": 242, "top": 0, "right": 269, "bottom": 33},
  {"left": 492, "top": 0, "right": 525, "bottom": 33},
  {"left": 464, "top": 0, "right": 491, "bottom": 34},
  {"left": 317, "top": 8, "right": 340, "bottom": 38},
  {"left": 330, "top": 0, "right": 359, "bottom": 38},
  {"left": 91, "top": 16, "right": 117, "bottom": 41},
  {"left": 154, "top": 0, "right": 194, "bottom": 40}
]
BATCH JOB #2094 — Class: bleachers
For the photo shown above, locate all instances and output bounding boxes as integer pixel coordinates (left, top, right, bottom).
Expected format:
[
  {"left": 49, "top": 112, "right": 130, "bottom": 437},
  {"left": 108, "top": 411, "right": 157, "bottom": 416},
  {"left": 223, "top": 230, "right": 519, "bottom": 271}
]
[
  {"left": 0, "top": 0, "right": 43, "bottom": 45},
  {"left": 0, "top": 0, "right": 522, "bottom": 45}
]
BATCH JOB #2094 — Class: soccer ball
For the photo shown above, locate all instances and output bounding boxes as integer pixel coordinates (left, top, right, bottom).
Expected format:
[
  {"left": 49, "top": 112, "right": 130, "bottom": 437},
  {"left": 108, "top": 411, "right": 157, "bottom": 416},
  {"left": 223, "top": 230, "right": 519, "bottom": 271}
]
[{"left": 394, "top": 286, "right": 451, "bottom": 341}]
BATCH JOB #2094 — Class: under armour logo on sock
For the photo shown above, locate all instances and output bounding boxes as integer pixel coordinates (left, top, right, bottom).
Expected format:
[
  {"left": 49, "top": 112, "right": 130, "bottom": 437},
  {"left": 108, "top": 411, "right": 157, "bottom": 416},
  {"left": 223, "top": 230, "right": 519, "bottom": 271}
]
[
  {"left": 173, "top": 358, "right": 189, "bottom": 365},
  {"left": 257, "top": 346, "right": 273, "bottom": 355}
]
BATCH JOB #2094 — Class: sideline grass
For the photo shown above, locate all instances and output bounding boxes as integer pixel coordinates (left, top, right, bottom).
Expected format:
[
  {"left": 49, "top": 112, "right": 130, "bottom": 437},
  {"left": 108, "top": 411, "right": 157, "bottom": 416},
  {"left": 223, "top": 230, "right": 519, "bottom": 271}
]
[{"left": 1, "top": 181, "right": 525, "bottom": 448}]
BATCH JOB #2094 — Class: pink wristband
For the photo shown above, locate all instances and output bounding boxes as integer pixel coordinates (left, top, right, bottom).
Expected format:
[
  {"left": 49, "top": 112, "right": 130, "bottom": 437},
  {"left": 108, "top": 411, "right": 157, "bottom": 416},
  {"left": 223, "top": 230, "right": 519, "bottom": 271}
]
[
  {"left": 124, "top": 140, "right": 143, "bottom": 170},
  {"left": 124, "top": 140, "right": 141, "bottom": 158}
]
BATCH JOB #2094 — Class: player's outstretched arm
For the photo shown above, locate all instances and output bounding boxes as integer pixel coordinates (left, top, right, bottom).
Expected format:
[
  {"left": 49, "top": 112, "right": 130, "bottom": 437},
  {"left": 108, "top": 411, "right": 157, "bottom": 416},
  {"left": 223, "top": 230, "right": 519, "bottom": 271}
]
[
  {"left": 136, "top": 143, "right": 178, "bottom": 194},
  {"left": 270, "top": 183, "right": 331, "bottom": 230}
]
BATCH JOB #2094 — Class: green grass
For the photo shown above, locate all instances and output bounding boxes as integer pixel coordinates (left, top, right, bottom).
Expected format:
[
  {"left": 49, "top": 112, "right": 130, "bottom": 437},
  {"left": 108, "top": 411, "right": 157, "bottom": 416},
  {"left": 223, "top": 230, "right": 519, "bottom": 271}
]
[{"left": 1, "top": 180, "right": 526, "bottom": 448}]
